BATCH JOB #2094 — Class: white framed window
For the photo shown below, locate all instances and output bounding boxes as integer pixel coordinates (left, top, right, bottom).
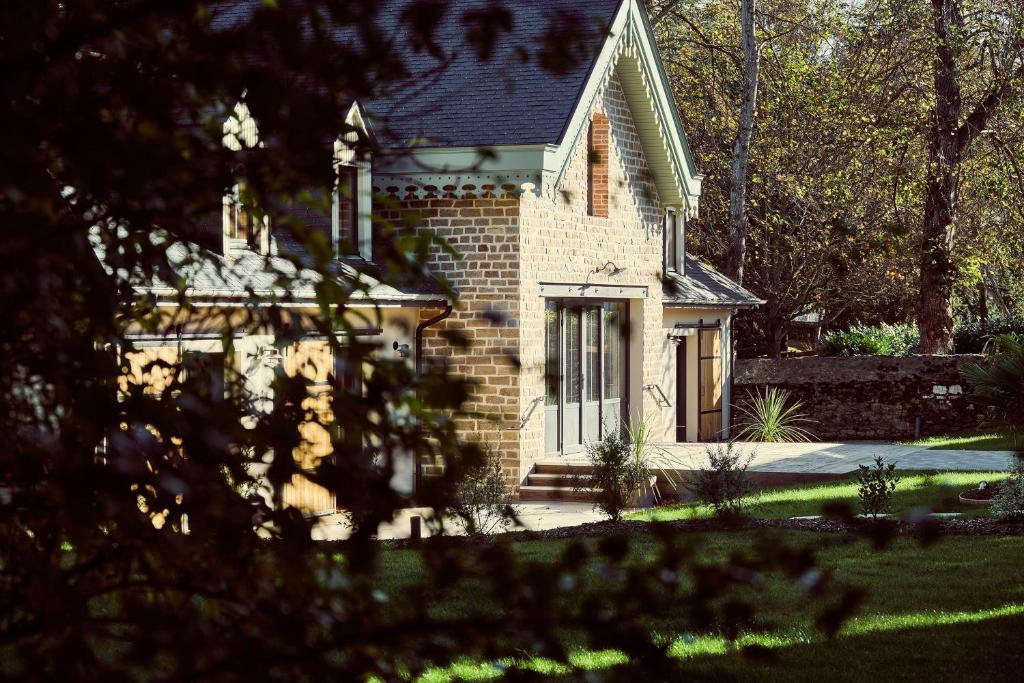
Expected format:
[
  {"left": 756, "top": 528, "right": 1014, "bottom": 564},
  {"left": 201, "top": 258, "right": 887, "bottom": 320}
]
[
  {"left": 223, "top": 183, "right": 269, "bottom": 255},
  {"left": 664, "top": 208, "right": 683, "bottom": 273},
  {"left": 333, "top": 131, "right": 371, "bottom": 260}
]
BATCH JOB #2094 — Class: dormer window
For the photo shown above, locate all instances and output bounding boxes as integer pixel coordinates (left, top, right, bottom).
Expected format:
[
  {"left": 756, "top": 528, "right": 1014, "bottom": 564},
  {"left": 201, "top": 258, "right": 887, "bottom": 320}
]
[
  {"left": 333, "top": 165, "right": 360, "bottom": 255},
  {"left": 224, "top": 183, "right": 268, "bottom": 256},
  {"left": 664, "top": 208, "right": 683, "bottom": 274},
  {"left": 226, "top": 186, "right": 255, "bottom": 246}
]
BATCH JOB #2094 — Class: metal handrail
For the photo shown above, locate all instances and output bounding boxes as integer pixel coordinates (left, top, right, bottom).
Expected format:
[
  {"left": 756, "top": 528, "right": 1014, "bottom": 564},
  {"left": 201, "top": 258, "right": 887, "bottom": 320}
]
[{"left": 643, "top": 383, "right": 672, "bottom": 408}]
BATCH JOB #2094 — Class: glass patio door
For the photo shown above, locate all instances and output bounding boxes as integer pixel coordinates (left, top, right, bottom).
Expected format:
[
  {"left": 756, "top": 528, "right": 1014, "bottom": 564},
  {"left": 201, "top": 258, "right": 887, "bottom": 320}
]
[{"left": 544, "top": 300, "right": 627, "bottom": 455}]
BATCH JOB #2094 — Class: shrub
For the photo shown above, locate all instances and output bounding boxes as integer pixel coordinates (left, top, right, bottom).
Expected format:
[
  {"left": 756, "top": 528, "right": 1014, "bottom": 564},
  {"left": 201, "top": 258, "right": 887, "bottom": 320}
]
[
  {"left": 992, "top": 459, "right": 1024, "bottom": 521},
  {"left": 818, "top": 322, "right": 919, "bottom": 357},
  {"left": 735, "top": 387, "right": 814, "bottom": 442},
  {"left": 691, "top": 443, "right": 754, "bottom": 517},
  {"left": 954, "top": 315, "right": 1024, "bottom": 354},
  {"left": 857, "top": 457, "right": 900, "bottom": 518},
  {"left": 454, "top": 451, "right": 518, "bottom": 535},
  {"left": 961, "top": 333, "right": 1024, "bottom": 442},
  {"left": 583, "top": 432, "right": 649, "bottom": 521}
]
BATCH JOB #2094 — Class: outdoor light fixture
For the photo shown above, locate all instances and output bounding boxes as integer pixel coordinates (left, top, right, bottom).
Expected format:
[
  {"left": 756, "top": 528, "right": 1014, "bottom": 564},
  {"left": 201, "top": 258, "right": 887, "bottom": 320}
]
[{"left": 593, "top": 261, "right": 626, "bottom": 276}]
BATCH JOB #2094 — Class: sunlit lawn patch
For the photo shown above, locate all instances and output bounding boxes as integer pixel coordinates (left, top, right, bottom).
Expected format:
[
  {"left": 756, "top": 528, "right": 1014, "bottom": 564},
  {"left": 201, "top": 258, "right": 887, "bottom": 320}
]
[
  {"left": 899, "top": 430, "right": 1020, "bottom": 451},
  {"left": 629, "top": 471, "right": 1010, "bottom": 522}
]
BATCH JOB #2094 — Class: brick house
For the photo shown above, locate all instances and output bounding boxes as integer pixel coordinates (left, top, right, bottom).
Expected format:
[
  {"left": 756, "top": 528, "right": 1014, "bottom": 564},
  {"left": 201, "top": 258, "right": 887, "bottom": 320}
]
[{"left": 114, "top": 0, "right": 760, "bottom": 513}]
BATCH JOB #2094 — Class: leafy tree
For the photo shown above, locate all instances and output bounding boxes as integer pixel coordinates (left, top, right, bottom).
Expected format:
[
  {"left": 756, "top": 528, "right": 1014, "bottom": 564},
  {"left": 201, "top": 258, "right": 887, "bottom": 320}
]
[{"left": 0, "top": 1, "right": 861, "bottom": 679}]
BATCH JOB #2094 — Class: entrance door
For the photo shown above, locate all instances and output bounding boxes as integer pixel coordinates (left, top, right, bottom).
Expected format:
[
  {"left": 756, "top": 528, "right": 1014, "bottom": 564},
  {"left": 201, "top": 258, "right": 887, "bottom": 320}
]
[
  {"left": 698, "top": 327, "right": 724, "bottom": 441},
  {"left": 543, "top": 300, "right": 627, "bottom": 455}
]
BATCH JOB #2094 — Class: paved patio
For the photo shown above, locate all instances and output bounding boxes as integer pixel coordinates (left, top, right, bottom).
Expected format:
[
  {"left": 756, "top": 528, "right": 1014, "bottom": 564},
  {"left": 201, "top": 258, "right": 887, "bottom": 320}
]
[
  {"left": 650, "top": 441, "right": 1017, "bottom": 475},
  {"left": 311, "top": 501, "right": 606, "bottom": 541}
]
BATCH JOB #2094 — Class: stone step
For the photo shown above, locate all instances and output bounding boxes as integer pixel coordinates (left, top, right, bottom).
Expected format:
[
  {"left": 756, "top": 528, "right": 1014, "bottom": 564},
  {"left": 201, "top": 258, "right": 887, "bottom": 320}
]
[
  {"left": 533, "top": 461, "right": 595, "bottom": 476},
  {"left": 518, "top": 485, "right": 598, "bottom": 503},
  {"left": 525, "top": 472, "right": 593, "bottom": 487}
]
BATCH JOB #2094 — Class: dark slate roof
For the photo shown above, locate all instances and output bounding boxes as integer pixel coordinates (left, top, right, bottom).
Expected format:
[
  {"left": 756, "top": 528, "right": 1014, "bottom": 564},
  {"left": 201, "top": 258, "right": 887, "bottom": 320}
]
[
  {"left": 663, "top": 255, "right": 764, "bottom": 308},
  {"left": 212, "top": 0, "right": 622, "bottom": 148}
]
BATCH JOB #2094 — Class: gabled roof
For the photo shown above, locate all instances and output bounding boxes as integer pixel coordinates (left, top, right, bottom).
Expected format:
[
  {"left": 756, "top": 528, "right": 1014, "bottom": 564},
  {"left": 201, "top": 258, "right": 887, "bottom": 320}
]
[
  {"left": 367, "top": 0, "right": 623, "bottom": 148},
  {"left": 663, "top": 256, "right": 764, "bottom": 309},
  {"left": 214, "top": 1, "right": 701, "bottom": 211}
]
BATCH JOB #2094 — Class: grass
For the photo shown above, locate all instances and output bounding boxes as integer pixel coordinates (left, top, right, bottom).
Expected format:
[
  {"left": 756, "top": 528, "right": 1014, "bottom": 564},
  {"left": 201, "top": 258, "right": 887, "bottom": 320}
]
[
  {"left": 376, "top": 531, "right": 1024, "bottom": 681},
  {"left": 627, "top": 470, "right": 1010, "bottom": 522},
  {"left": 899, "top": 430, "right": 1019, "bottom": 451}
]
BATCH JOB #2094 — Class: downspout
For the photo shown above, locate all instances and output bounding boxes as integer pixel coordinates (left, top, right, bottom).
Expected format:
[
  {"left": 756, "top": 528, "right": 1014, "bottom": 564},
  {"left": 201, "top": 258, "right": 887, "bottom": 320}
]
[
  {"left": 413, "top": 303, "right": 453, "bottom": 494},
  {"left": 415, "top": 303, "right": 453, "bottom": 377}
]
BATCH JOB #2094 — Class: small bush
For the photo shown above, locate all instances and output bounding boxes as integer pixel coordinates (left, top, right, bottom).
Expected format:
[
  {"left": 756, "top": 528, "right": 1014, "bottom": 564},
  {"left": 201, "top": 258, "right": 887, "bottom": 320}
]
[
  {"left": 818, "top": 322, "right": 919, "bottom": 357},
  {"left": 691, "top": 443, "right": 754, "bottom": 517},
  {"left": 454, "top": 451, "right": 518, "bottom": 535},
  {"left": 954, "top": 315, "right": 1024, "bottom": 354},
  {"left": 583, "top": 432, "right": 649, "bottom": 522},
  {"left": 992, "top": 459, "right": 1024, "bottom": 521},
  {"left": 961, "top": 333, "right": 1024, "bottom": 441},
  {"left": 735, "top": 387, "right": 814, "bottom": 442},
  {"left": 857, "top": 457, "right": 900, "bottom": 518}
]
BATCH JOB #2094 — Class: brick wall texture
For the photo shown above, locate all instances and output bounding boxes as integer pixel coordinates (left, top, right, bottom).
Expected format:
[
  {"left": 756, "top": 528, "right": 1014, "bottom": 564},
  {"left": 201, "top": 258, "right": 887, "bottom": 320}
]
[
  {"left": 376, "top": 72, "right": 674, "bottom": 487},
  {"left": 735, "top": 355, "right": 989, "bottom": 440}
]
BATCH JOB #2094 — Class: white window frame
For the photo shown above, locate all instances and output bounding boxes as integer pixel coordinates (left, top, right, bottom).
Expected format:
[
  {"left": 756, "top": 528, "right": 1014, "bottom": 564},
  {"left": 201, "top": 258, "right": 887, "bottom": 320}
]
[
  {"left": 330, "top": 154, "right": 371, "bottom": 259},
  {"left": 664, "top": 207, "right": 683, "bottom": 274}
]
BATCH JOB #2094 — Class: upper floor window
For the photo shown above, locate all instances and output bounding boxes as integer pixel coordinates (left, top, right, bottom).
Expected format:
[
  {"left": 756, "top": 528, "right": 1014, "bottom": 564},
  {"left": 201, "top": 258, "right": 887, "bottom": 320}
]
[
  {"left": 587, "top": 112, "right": 609, "bottom": 218},
  {"left": 224, "top": 183, "right": 268, "bottom": 254},
  {"left": 333, "top": 164, "right": 360, "bottom": 256},
  {"left": 664, "top": 208, "right": 683, "bottom": 274}
]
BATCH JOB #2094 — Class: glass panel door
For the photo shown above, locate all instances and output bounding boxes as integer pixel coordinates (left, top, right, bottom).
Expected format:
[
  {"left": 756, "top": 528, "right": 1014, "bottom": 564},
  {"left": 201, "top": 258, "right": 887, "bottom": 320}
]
[
  {"left": 582, "top": 307, "right": 602, "bottom": 444},
  {"left": 601, "top": 302, "right": 625, "bottom": 437},
  {"left": 544, "top": 300, "right": 628, "bottom": 455},
  {"left": 544, "top": 301, "right": 560, "bottom": 453},
  {"left": 563, "top": 307, "right": 583, "bottom": 453}
]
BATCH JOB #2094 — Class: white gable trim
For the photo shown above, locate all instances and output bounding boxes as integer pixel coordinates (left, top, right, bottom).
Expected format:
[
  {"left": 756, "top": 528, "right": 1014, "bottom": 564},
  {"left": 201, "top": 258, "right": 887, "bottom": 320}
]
[
  {"left": 546, "top": 0, "right": 702, "bottom": 216},
  {"left": 371, "top": 0, "right": 703, "bottom": 211}
]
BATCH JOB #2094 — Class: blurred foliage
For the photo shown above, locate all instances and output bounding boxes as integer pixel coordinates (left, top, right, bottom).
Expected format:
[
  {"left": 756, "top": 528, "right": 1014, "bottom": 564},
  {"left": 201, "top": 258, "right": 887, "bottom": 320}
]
[{"left": 0, "top": 1, "right": 864, "bottom": 679}]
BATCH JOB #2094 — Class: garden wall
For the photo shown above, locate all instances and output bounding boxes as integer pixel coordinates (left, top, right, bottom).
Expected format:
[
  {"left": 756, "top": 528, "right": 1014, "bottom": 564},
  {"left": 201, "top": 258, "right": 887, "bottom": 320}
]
[{"left": 734, "top": 355, "right": 987, "bottom": 440}]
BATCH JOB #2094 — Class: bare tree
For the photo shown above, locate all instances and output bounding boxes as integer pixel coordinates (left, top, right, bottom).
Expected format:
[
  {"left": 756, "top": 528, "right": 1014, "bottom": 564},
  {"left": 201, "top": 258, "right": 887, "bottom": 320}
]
[{"left": 723, "top": 0, "right": 760, "bottom": 284}]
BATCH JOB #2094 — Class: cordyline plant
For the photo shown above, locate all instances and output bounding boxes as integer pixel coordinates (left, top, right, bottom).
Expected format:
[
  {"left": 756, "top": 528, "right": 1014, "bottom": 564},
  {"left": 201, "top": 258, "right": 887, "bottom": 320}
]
[{"left": 0, "top": 1, "right": 866, "bottom": 680}]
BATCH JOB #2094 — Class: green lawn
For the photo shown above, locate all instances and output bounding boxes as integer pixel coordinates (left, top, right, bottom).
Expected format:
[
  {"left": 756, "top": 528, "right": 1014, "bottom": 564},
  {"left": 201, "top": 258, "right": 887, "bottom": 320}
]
[
  {"left": 377, "top": 531, "right": 1024, "bottom": 681},
  {"left": 899, "top": 430, "right": 1020, "bottom": 451},
  {"left": 628, "top": 471, "right": 1009, "bottom": 522}
]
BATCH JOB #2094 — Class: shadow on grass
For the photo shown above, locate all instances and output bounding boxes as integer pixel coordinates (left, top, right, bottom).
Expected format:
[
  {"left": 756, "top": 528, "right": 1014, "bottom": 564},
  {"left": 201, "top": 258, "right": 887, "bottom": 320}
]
[{"left": 679, "top": 607, "right": 1024, "bottom": 682}]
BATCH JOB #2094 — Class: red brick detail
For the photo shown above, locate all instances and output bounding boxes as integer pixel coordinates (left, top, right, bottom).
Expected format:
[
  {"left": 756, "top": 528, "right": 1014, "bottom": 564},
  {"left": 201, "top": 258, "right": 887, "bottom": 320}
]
[{"left": 587, "top": 112, "right": 610, "bottom": 218}]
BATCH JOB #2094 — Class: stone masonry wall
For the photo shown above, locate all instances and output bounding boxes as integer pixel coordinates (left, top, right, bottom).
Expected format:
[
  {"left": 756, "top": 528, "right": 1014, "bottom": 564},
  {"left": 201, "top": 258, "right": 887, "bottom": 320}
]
[
  {"left": 375, "top": 192, "right": 522, "bottom": 484},
  {"left": 735, "top": 355, "right": 988, "bottom": 440},
  {"left": 518, "top": 71, "right": 668, "bottom": 475}
]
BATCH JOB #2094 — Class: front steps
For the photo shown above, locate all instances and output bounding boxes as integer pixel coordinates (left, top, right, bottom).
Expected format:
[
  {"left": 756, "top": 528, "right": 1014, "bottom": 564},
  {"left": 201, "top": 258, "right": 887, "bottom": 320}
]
[{"left": 518, "top": 461, "right": 599, "bottom": 502}]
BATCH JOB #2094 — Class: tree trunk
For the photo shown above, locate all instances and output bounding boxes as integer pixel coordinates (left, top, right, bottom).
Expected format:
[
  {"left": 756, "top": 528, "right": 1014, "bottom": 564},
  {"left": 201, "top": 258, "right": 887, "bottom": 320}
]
[
  {"left": 916, "top": 0, "right": 1022, "bottom": 352},
  {"left": 723, "top": 0, "right": 759, "bottom": 285}
]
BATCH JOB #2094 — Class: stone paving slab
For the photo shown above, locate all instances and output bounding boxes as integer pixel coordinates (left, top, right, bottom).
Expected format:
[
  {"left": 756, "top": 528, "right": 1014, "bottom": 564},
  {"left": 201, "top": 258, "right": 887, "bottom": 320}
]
[
  {"left": 311, "top": 501, "right": 606, "bottom": 541},
  {"left": 652, "top": 442, "right": 1016, "bottom": 474}
]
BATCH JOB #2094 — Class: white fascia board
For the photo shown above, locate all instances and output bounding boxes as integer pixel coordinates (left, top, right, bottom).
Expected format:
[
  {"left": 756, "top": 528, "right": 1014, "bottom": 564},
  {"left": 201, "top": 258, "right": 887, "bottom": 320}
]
[
  {"left": 548, "top": 0, "right": 703, "bottom": 216},
  {"left": 375, "top": 144, "right": 556, "bottom": 174}
]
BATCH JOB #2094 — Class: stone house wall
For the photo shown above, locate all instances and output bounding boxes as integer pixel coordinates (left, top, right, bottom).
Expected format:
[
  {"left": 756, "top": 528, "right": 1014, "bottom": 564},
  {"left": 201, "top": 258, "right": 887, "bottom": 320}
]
[
  {"left": 375, "top": 194, "right": 523, "bottom": 482},
  {"left": 374, "top": 70, "right": 676, "bottom": 488},
  {"left": 735, "top": 355, "right": 988, "bottom": 440},
  {"left": 518, "top": 72, "right": 669, "bottom": 475}
]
